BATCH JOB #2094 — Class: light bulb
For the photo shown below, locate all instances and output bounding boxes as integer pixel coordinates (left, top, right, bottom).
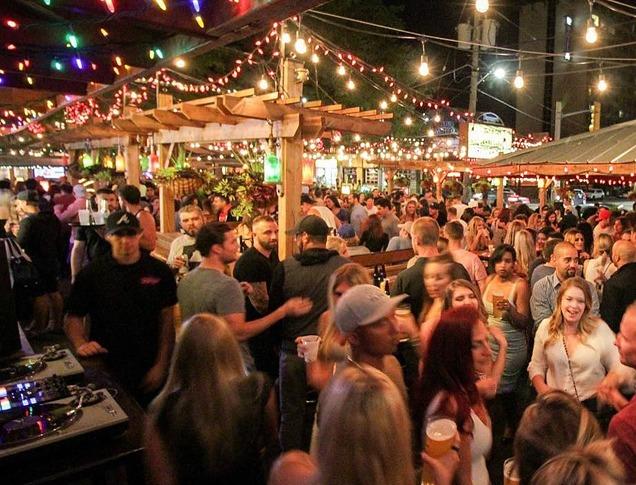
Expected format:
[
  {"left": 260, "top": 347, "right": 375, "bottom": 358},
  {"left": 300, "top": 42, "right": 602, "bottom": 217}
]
[
  {"left": 418, "top": 57, "right": 430, "bottom": 77},
  {"left": 597, "top": 75, "right": 608, "bottom": 92},
  {"left": 494, "top": 67, "right": 506, "bottom": 79},
  {"left": 379, "top": 100, "right": 388, "bottom": 110},
  {"left": 585, "top": 19, "right": 598, "bottom": 44},
  {"left": 194, "top": 15, "right": 204, "bottom": 29},
  {"left": 294, "top": 36, "right": 307, "bottom": 54},
  {"left": 337, "top": 64, "right": 346, "bottom": 76},
  {"left": 475, "top": 0, "right": 489, "bottom": 13},
  {"left": 281, "top": 31, "right": 291, "bottom": 44},
  {"left": 346, "top": 79, "right": 355, "bottom": 90},
  {"left": 513, "top": 70, "right": 524, "bottom": 89},
  {"left": 154, "top": 0, "right": 167, "bottom": 10},
  {"left": 390, "top": 93, "right": 398, "bottom": 103},
  {"left": 434, "top": 114, "right": 441, "bottom": 123},
  {"left": 404, "top": 116, "right": 413, "bottom": 126},
  {"left": 257, "top": 76, "right": 269, "bottom": 90},
  {"left": 311, "top": 53, "right": 319, "bottom": 64},
  {"left": 174, "top": 58, "right": 186, "bottom": 69}
]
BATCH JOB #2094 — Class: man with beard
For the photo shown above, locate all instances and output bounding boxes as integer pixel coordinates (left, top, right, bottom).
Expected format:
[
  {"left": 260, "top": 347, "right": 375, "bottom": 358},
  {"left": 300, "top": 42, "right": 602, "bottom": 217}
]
[
  {"left": 530, "top": 241, "right": 600, "bottom": 329},
  {"left": 178, "top": 222, "right": 312, "bottom": 371},
  {"left": 233, "top": 215, "right": 281, "bottom": 377},
  {"left": 167, "top": 205, "right": 204, "bottom": 274},
  {"left": 269, "top": 215, "right": 349, "bottom": 451}
]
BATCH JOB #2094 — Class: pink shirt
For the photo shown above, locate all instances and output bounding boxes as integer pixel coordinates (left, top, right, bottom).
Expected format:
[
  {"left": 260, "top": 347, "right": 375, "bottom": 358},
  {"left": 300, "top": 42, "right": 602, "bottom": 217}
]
[{"left": 451, "top": 248, "right": 487, "bottom": 285}]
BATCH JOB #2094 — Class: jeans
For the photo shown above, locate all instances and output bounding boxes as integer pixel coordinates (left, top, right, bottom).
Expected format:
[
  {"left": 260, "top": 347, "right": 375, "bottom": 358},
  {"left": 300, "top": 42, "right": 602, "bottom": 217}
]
[{"left": 279, "top": 350, "right": 313, "bottom": 451}]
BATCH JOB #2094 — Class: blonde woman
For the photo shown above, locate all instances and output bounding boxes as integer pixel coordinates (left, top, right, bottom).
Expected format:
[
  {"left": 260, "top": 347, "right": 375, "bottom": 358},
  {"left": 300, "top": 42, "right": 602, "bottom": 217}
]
[
  {"left": 528, "top": 277, "right": 624, "bottom": 414},
  {"left": 583, "top": 233, "right": 616, "bottom": 299},
  {"left": 514, "top": 390, "right": 603, "bottom": 485},
  {"left": 503, "top": 219, "right": 526, "bottom": 246},
  {"left": 316, "top": 366, "right": 416, "bottom": 485},
  {"left": 145, "top": 314, "right": 277, "bottom": 485},
  {"left": 466, "top": 216, "right": 491, "bottom": 252},
  {"left": 530, "top": 441, "right": 625, "bottom": 485},
  {"left": 564, "top": 228, "right": 591, "bottom": 266},
  {"left": 513, "top": 229, "right": 536, "bottom": 278}
]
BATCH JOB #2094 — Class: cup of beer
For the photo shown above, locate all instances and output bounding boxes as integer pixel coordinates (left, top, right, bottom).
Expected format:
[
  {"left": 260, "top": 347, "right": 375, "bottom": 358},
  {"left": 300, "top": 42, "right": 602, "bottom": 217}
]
[
  {"left": 425, "top": 417, "right": 457, "bottom": 458},
  {"left": 298, "top": 335, "right": 321, "bottom": 363},
  {"left": 503, "top": 458, "right": 520, "bottom": 485},
  {"left": 492, "top": 293, "right": 505, "bottom": 318},
  {"left": 395, "top": 306, "right": 412, "bottom": 340}
]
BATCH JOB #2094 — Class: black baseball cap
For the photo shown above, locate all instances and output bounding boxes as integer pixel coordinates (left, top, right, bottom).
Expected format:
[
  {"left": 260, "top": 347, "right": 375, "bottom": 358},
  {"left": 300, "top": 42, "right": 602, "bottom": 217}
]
[
  {"left": 105, "top": 210, "right": 142, "bottom": 236},
  {"left": 295, "top": 215, "right": 329, "bottom": 237}
]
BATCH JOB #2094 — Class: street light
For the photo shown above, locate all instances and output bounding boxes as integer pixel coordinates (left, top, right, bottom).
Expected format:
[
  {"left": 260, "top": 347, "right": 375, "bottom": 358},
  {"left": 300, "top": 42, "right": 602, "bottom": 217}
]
[{"left": 475, "top": 0, "right": 489, "bottom": 13}]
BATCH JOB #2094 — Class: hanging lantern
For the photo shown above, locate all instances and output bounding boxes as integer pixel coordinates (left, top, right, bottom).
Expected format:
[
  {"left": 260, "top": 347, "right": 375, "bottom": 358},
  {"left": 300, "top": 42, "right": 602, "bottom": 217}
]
[
  {"left": 115, "top": 152, "right": 125, "bottom": 172},
  {"left": 150, "top": 152, "right": 159, "bottom": 172},
  {"left": 103, "top": 155, "right": 114, "bottom": 169},
  {"left": 140, "top": 154, "right": 150, "bottom": 172},
  {"left": 301, "top": 158, "right": 315, "bottom": 185},
  {"left": 81, "top": 152, "right": 94, "bottom": 168},
  {"left": 263, "top": 152, "right": 282, "bottom": 184}
]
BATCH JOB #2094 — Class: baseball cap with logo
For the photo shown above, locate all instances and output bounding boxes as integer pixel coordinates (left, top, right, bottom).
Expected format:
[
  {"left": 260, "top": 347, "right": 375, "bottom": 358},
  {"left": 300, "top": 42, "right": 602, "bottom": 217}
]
[
  {"left": 334, "top": 284, "right": 407, "bottom": 334},
  {"left": 105, "top": 210, "right": 142, "bottom": 236}
]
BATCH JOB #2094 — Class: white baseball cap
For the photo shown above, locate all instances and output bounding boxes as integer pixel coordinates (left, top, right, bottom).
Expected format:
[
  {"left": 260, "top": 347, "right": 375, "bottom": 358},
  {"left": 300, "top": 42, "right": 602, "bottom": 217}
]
[{"left": 334, "top": 284, "right": 407, "bottom": 334}]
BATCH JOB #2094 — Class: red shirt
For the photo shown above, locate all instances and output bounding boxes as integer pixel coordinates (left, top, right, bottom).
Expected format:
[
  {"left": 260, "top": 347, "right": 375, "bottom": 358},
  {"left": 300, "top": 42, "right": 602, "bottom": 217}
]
[{"left": 608, "top": 395, "right": 636, "bottom": 483}]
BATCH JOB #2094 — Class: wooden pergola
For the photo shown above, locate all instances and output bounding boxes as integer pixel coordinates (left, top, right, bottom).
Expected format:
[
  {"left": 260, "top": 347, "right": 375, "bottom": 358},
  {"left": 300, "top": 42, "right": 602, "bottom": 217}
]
[{"left": 62, "top": 62, "right": 392, "bottom": 257}]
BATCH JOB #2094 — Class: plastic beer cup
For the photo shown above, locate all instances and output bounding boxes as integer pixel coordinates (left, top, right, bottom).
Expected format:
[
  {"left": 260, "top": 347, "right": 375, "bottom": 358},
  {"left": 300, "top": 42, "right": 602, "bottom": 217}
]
[{"left": 425, "top": 418, "right": 457, "bottom": 458}]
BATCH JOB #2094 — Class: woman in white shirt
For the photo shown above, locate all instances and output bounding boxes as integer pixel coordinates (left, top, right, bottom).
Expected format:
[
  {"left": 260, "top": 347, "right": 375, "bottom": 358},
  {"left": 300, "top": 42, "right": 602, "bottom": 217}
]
[{"left": 528, "top": 276, "right": 623, "bottom": 417}]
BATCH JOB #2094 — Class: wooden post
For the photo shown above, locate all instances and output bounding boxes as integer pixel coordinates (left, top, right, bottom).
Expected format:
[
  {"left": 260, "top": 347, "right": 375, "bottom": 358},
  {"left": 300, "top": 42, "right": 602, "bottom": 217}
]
[
  {"left": 435, "top": 175, "right": 443, "bottom": 201},
  {"left": 539, "top": 186, "right": 546, "bottom": 209},
  {"left": 157, "top": 94, "right": 176, "bottom": 233},
  {"left": 278, "top": 56, "right": 305, "bottom": 259},
  {"left": 125, "top": 143, "right": 140, "bottom": 187},
  {"left": 385, "top": 169, "right": 395, "bottom": 193},
  {"left": 496, "top": 178, "right": 504, "bottom": 209}
]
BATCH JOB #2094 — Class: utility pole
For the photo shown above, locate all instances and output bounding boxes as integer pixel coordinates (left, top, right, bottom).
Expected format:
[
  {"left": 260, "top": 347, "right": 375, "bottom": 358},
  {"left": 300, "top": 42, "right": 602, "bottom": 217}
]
[
  {"left": 554, "top": 100, "right": 595, "bottom": 140},
  {"left": 468, "top": 12, "right": 480, "bottom": 115}
]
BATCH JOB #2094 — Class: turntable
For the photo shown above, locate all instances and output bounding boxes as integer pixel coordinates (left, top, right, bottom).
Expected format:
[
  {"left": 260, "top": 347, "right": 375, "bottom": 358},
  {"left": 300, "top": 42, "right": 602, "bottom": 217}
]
[
  {"left": 0, "top": 386, "right": 128, "bottom": 458},
  {"left": 0, "top": 346, "right": 84, "bottom": 385}
]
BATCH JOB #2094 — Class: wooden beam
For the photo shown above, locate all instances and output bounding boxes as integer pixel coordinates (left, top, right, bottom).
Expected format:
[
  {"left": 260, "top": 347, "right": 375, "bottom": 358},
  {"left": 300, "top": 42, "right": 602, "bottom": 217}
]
[
  {"left": 350, "top": 110, "right": 378, "bottom": 118},
  {"left": 179, "top": 103, "right": 240, "bottom": 125},
  {"left": 335, "top": 107, "right": 361, "bottom": 114},
  {"left": 316, "top": 104, "right": 343, "bottom": 112},
  {"left": 278, "top": 97, "right": 301, "bottom": 105},
  {"left": 125, "top": 143, "right": 140, "bottom": 187},
  {"left": 131, "top": 113, "right": 170, "bottom": 131},
  {"left": 302, "top": 100, "right": 322, "bottom": 108},
  {"left": 152, "top": 109, "right": 205, "bottom": 128},
  {"left": 366, "top": 113, "right": 394, "bottom": 120},
  {"left": 155, "top": 116, "right": 301, "bottom": 144},
  {"left": 301, "top": 116, "right": 324, "bottom": 139}
]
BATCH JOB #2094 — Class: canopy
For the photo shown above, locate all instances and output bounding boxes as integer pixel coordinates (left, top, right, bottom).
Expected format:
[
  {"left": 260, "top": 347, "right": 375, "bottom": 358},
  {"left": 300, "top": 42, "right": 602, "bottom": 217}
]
[{"left": 473, "top": 119, "right": 636, "bottom": 177}]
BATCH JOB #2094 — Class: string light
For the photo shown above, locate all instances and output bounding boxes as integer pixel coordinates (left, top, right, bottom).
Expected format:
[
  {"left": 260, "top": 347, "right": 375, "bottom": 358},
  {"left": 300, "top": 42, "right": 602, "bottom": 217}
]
[
  {"left": 100, "top": 28, "right": 109, "bottom": 37},
  {"left": 194, "top": 15, "right": 204, "bottom": 28},
  {"left": 390, "top": 93, "right": 398, "bottom": 103},
  {"left": 74, "top": 57, "right": 84, "bottom": 70},
  {"left": 418, "top": 41, "right": 430, "bottom": 77},
  {"left": 337, "top": 64, "right": 346, "bottom": 76},
  {"left": 51, "top": 59, "right": 63, "bottom": 71},
  {"left": 43, "top": 0, "right": 52, "bottom": 5},
  {"left": 154, "top": 0, "right": 167, "bottom": 10},
  {"left": 26, "top": 76, "right": 33, "bottom": 85},
  {"left": 294, "top": 33, "right": 307, "bottom": 54},
  {"left": 66, "top": 33, "right": 79, "bottom": 49},
  {"left": 494, "top": 67, "right": 506, "bottom": 79},
  {"left": 281, "top": 31, "right": 291, "bottom": 44},
  {"left": 597, "top": 73, "right": 608, "bottom": 92},
  {"left": 191, "top": 0, "right": 201, "bottom": 12},
  {"left": 404, "top": 116, "right": 413, "bottom": 126},
  {"left": 257, "top": 76, "right": 269, "bottom": 90},
  {"left": 6, "top": 44, "right": 16, "bottom": 50},
  {"left": 475, "top": 0, "right": 489, "bottom": 13},
  {"left": 310, "top": 53, "right": 319, "bottom": 64},
  {"left": 155, "top": 48, "right": 164, "bottom": 59},
  {"left": 174, "top": 57, "right": 186, "bottom": 68},
  {"left": 4, "top": 19, "right": 19, "bottom": 29},
  {"left": 346, "top": 78, "right": 355, "bottom": 90},
  {"left": 101, "top": 0, "right": 115, "bottom": 13},
  {"left": 585, "top": 18, "right": 598, "bottom": 44},
  {"left": 379, "top": 100, "right": 388, "bottom": 110},
  {"left": 514, "top": 70, "right": 524, "bottom": 89}
]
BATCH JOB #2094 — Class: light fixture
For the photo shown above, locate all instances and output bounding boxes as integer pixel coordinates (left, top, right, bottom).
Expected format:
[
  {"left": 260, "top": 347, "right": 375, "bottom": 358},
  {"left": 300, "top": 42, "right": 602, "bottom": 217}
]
[
  {"left": 564, "top": 52, "right": 571, "bottom": 61},
  {"left": 585, "top": 18, "right": 598, "bottom": 44},
  {"left": 66, "top": 33, "right": 79, "bottom": 49},
  {"left": 154, "top": 0, "right": 167, "bottom": 10},
  {"left": 597, "top": 73, "right": 608, "bottom": 92},
  {"left": 390, "top": 93, "right": 398, "bottom": 103},
  {"left": 257, "top": 76, "right": 269, "bottom": 90},
  {"left": 475, "top": 0, "right": 489, "bottom": 14},
  {"left": 379, "top": 100, "right": 388, "bottom": 110},
  {"left": 346, "top": 78, "right": 355, "bottom": 90},
  {"left": 494, "top": 67, "right": 506, "bottom": 79},
  {"left": 404, "top": 116, "right": 413, "bottom": 126},
  {"left": 294, "top": 29, "right": 307, "bottom": 54},
  {"left": 4, "top": 19, "right": 19, "bottom": 29},
  {"left": 194, "top": 15, "right": 204, "bottom": 29},
  {"left": 310, "top": 53, "right": 319, "bottom": 64},
  {"left": 513, "top": 70, "right": 524, "bottom": 89},
  {"left": 434, "top": 114, "right": 441, "bottom": 123},
  {"left": 337, "top": 64, "right": 346, "bottom": 76},
  {"left": 174, "top": 57, "right": 186, "bottom": 68},
  {"left": 281, "top": 31, "right": 291, "bottom": 44},
  {"left": 418, "top": 41, "right": 430, "bottom": 77},
  {"left": 100, "top": 28, "right": 109, "bottom": 37}
]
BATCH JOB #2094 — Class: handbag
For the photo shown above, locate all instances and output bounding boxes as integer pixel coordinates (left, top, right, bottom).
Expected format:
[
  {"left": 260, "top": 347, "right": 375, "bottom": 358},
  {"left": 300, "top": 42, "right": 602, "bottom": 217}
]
[{"left": 4, "top": 237, "right": 40, "bottom": 304}]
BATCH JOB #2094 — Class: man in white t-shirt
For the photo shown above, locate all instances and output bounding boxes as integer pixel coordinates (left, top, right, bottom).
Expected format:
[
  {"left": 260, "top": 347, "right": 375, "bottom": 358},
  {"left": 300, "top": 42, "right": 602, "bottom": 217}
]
[{"left": 301, "top": 193, "right": 338, "bottom": 231}]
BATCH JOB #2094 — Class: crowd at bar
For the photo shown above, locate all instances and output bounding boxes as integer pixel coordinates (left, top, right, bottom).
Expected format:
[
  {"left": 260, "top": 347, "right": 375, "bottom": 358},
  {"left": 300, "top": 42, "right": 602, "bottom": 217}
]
[{"left": 2, "top": 177, "right": 636, "bottom": 485}]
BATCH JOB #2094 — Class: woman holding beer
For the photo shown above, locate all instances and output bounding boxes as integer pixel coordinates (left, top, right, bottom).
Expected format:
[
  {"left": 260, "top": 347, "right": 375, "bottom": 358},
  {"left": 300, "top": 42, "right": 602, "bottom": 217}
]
[
  {"left": 415, "top": 306, "right": 493, "bottom": 485},
  {"left": 481, "top": 245, "right": 530, "bottom": 438}
]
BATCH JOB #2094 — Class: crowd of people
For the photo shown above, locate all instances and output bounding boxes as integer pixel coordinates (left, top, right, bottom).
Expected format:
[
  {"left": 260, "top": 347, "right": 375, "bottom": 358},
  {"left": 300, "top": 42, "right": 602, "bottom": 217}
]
[{"left": 2, "top": 175, "right": 636, "bottom": 484}]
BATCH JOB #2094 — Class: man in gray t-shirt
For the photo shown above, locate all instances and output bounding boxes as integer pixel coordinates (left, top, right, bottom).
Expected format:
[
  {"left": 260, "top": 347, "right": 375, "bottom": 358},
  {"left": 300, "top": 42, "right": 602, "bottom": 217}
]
[{"left": 178, "top": 222, "right": 311, "bottom": 371}]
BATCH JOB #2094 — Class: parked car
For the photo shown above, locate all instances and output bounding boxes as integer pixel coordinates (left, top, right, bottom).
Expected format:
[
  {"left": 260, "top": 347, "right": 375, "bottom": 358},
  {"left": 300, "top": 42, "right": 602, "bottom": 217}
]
[
  {"left": 585, "top": 188, "right": 604, "bottom": 200},
  {"left": 472, "top": 189, "right": 530, "bottom": 205}
]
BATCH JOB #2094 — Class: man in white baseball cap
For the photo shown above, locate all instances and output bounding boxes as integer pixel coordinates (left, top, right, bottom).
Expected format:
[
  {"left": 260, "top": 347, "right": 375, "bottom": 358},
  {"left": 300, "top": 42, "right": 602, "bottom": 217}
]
[{"left": 334, "top": 284, "right": 408, "bottom": 396}]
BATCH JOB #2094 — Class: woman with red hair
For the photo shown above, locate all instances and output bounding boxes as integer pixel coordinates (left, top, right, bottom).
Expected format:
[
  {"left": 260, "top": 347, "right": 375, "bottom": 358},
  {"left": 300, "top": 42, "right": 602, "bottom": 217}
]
[{"left": 415, "top": 306, "right": 493, "bottom": 485}]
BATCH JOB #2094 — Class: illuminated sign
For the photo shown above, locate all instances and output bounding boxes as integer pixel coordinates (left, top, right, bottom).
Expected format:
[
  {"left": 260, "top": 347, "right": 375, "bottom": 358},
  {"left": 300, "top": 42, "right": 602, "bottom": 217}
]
[
  {"left": 461, "top": 122, "right": 513, "bottom": 160},
  {"left": 33, "top": 166, "right": 66, "bottom": 179}
]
